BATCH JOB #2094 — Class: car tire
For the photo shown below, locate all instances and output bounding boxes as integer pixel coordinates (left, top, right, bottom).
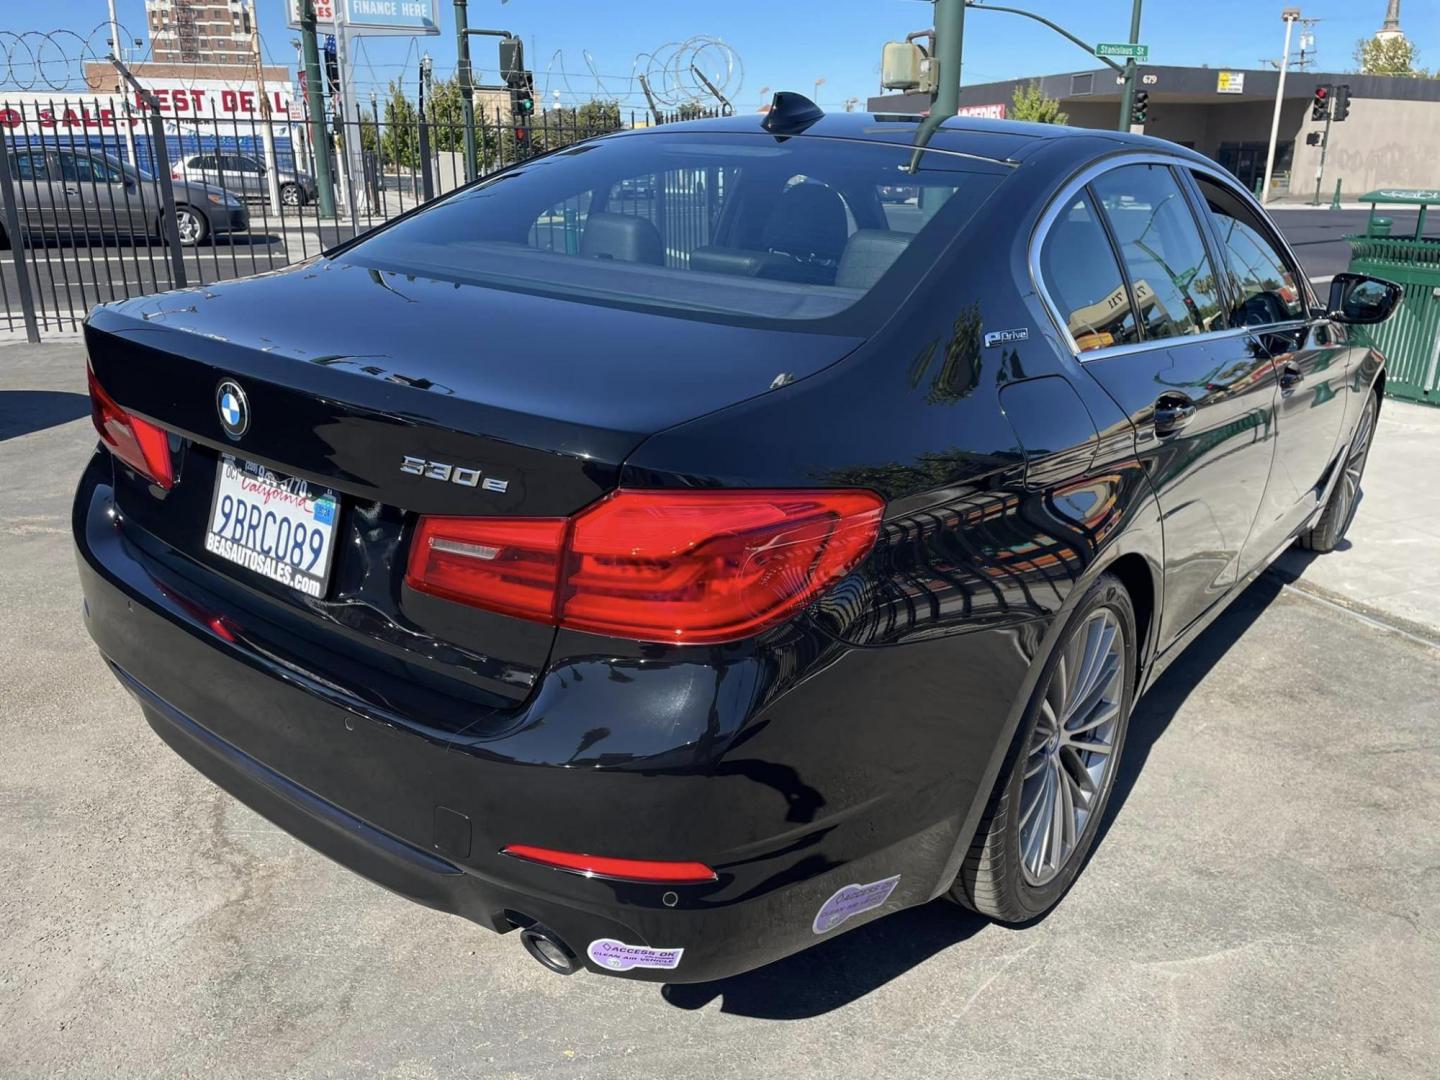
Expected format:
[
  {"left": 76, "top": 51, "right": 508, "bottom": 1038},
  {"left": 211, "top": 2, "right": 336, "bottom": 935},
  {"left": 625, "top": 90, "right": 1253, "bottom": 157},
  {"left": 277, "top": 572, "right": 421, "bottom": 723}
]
[
  {"left": 281, "top": 183, "right": 306, "bottom": 208},
  {"left": 1297, "top": 390, "right": 1379, "bottom": 554},
  {"left": 949, "top": 572, "right": 1137, "bottom": 924},
  {"left": 172, "top": 206, "right": 209, "bottom": 247}
]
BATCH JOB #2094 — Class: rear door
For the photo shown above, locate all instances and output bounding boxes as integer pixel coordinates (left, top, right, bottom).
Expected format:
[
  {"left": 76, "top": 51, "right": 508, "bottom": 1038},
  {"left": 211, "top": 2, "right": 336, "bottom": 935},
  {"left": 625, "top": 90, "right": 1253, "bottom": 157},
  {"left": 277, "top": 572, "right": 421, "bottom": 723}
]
[
  {"left": 61, "top": 151, "right": 128, "bottom": 237},
  {"left": 1039, "top": 160, "right": 1280, "bottom": 646},
  {"left": 226, "top": 154, "right": 265, "bottom": 199},
  {"left": 1187, "top": 170, "right": 1350, "bottom": 556}
]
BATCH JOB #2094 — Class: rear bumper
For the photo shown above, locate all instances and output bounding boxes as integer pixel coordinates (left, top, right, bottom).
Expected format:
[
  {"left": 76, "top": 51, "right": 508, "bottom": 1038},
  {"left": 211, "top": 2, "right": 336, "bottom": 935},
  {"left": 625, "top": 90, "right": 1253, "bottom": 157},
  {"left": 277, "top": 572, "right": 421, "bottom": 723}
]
[{"left": 74, "top": 452, "right": 1013, "bottom": 981}]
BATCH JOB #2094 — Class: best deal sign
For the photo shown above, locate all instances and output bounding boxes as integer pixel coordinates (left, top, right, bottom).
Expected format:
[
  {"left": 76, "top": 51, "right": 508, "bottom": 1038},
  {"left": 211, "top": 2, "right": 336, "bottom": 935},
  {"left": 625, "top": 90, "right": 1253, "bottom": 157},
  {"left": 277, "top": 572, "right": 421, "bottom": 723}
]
[
  {"left": 1, "top": 81, "right": 296, "bottom": 137},
  {"left": 286, "top": 0, "right": 439, "bottom": 34}
]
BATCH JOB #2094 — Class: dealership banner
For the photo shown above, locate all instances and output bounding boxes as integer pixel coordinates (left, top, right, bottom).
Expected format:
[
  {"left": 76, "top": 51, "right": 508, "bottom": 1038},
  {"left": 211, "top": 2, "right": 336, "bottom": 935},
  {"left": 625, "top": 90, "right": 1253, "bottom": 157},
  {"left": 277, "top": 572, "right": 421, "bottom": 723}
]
[{"left": 0, "top": 81, "right": 297, "bottom": 139}]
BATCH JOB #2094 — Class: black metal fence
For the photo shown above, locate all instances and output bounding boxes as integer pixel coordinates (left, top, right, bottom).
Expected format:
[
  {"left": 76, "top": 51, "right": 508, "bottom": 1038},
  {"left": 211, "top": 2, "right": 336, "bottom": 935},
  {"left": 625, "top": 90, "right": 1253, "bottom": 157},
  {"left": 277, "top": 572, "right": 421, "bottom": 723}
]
[{"left": 1, "top": 97, "right": 716, "bottom": 339}]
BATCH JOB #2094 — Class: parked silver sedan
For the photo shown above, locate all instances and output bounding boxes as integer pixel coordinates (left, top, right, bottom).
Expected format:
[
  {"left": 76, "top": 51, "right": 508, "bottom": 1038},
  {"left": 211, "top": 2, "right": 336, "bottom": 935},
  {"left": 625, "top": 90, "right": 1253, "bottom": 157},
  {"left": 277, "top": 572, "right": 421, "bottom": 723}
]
[
  {"left": 2, "top": 147, "right": 248, "bottom": 247},
  {"left": 173, "top": 152, "right": 317, "bottom": 208}
]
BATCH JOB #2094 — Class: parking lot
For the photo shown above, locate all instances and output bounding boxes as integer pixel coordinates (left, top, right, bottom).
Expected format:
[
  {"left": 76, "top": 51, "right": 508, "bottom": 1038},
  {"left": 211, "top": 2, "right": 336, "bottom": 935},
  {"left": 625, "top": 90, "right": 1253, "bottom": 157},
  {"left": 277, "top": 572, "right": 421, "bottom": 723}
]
[{"left": 1, "top": 337, "right": 1436, "bottom": 1078}]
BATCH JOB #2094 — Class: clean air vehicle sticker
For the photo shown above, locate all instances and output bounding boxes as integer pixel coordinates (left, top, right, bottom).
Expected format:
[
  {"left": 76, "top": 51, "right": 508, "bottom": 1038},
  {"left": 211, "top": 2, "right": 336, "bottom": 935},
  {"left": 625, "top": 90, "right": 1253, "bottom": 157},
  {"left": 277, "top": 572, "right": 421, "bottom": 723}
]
[
  {"left": 812, "top": 874, "right": 901, "bottom": 934},
  {"left": 587, "top": 939, "right": 685, "bottom": 972}
]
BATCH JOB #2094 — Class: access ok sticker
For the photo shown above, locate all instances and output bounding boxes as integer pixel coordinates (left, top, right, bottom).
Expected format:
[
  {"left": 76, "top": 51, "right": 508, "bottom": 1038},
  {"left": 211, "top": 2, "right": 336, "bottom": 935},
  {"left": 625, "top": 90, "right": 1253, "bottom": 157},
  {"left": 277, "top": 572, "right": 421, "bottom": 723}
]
[
  {"left": 587, "top": 938, "right": 684, "bottom": 972},
  {"left": 812, "top": 874, "right": 901, "bottom": 934}
]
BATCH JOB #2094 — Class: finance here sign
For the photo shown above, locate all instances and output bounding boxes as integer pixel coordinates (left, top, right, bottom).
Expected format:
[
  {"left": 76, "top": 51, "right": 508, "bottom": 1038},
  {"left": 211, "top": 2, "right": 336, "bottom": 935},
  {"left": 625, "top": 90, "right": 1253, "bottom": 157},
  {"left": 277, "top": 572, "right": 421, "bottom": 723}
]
[{"left": 286, "top": 0, "right": 439, "bottom": 35}]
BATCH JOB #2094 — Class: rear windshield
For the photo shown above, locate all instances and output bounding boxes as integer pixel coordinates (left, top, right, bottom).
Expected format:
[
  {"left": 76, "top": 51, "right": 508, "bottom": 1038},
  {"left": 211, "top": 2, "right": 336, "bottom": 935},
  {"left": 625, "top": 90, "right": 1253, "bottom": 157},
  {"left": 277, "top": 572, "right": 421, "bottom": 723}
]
[{"left": 341, "top": 132, "right": 1009, "bottom": 327}]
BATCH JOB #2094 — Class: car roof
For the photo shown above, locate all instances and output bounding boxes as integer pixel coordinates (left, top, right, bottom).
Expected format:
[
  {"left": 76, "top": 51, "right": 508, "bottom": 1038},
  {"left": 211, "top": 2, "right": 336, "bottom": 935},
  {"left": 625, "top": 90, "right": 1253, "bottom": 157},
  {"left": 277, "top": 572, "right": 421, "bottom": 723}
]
[{"left": 621, "top": 108, "right": 1217, "bottom": 171}]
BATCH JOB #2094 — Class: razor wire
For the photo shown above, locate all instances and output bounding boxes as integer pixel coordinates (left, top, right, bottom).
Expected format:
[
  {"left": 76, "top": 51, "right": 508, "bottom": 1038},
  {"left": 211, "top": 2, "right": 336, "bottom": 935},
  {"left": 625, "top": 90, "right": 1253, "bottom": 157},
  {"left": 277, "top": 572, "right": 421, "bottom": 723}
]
[{"left": 542, "top": 35, "right": 743, "bottom": 111}]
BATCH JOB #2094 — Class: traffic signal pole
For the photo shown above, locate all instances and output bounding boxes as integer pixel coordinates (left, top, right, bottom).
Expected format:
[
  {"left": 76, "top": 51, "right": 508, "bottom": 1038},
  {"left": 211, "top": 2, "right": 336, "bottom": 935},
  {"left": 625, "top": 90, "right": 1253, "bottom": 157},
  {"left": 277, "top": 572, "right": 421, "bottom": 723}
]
[
  {"left": 908, "top": 0, "right": 965, "bottom": 169},
  {"left": 1117, "top": 0, "right": 1143, "bottom": 131},
  {"left": 300, "top": 0, "right": 336, "bottom": 219},
  {"left": 453, "top": 0, "right": 477, "bottom": 182}
]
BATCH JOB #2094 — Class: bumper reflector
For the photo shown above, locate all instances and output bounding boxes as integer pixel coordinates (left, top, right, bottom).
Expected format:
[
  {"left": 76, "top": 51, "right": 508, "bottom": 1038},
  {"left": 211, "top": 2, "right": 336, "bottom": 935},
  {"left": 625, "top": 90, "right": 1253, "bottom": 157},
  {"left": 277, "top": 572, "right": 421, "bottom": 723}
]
[{"left": 502, "top": 844, "right": 718, "bottom": 884}]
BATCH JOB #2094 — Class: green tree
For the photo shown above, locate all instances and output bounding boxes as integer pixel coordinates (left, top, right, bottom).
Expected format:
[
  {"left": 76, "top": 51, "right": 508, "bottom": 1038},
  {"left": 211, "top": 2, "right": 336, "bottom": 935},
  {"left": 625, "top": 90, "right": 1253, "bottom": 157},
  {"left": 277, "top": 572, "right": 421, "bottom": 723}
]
[
  {"left": 1354, "top": 35, "right": 1429, "bottom": 77},
  {"left": 381, "top": 80, "right": 420, "bottom": 170},
  {"left": 1011, "top": 81, "right": 1069, "bottom": 124}
]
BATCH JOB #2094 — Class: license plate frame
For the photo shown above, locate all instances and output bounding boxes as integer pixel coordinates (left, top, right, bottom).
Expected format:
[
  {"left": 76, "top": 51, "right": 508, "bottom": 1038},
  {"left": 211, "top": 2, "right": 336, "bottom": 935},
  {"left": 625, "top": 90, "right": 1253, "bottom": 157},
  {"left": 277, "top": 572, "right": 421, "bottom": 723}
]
[{"left": 203, "top": 454, "right": 340, "bottom": 600}]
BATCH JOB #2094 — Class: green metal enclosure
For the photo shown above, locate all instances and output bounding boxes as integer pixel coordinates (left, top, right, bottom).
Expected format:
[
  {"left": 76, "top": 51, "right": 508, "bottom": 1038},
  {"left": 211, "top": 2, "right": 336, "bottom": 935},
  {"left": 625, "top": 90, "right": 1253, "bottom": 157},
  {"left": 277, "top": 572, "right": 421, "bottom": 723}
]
[{"left": 1346, "top": 190, "right": 1440, "bottom": 407}]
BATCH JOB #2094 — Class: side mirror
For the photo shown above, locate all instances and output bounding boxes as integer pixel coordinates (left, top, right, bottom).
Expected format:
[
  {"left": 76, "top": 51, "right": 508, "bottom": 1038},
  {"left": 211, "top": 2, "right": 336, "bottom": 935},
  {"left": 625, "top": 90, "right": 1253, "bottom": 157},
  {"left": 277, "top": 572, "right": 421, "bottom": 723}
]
[{"left": 1328, "top": 272, "right": 1403, "bottom": 325}]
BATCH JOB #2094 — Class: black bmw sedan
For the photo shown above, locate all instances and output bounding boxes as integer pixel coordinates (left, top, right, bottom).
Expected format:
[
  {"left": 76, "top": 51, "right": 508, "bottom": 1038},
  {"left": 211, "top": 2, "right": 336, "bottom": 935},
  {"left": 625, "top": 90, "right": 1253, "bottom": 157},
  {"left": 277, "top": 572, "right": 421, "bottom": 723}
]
[{"left": 74, "top": 104, "right": 1398, "bottom": 982}]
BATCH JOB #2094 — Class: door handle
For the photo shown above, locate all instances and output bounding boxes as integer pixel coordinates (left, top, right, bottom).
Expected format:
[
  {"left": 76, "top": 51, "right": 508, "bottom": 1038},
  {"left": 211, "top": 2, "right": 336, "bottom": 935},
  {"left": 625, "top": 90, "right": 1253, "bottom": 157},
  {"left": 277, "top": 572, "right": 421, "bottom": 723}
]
[
  {"left": 63, "top": 186, "right": 81, "bottom": 196},
  {"left": 1279, "top": 363, "right": 1304, "bottom": 391},
  {"left": 1153, "top": 394, "right": 1196, "bottom": 435}
]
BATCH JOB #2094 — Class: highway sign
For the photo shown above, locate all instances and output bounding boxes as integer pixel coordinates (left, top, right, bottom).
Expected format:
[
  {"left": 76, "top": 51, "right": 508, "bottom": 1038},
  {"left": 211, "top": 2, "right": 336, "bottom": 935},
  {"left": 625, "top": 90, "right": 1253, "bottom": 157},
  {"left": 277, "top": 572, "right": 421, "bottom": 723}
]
[{"left": 1096, "top": 42, "right": 1149, "bottom": 61}]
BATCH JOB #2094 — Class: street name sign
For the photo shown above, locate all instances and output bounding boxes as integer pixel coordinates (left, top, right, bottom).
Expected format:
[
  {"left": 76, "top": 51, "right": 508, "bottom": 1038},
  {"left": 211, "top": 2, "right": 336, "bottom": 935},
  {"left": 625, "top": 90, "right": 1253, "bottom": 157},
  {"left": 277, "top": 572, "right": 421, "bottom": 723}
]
[{"left": 1096, "top": 42, "right": 1149, "bottom": 61}]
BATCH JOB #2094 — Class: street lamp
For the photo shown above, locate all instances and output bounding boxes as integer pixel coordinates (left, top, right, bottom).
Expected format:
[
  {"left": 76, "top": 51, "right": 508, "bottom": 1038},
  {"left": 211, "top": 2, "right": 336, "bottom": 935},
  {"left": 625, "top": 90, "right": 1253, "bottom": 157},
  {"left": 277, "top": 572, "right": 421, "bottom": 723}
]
[{"left": 1261, "top": 7, "right": 1302, "bottom": 205}]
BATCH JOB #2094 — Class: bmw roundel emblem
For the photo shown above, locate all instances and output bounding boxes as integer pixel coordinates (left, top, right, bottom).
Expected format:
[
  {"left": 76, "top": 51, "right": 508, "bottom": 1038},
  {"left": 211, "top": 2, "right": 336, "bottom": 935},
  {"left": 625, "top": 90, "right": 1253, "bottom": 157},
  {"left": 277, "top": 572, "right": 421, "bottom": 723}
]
[{"left": 216, "top": 379, "right": 249, "bottom": 439}]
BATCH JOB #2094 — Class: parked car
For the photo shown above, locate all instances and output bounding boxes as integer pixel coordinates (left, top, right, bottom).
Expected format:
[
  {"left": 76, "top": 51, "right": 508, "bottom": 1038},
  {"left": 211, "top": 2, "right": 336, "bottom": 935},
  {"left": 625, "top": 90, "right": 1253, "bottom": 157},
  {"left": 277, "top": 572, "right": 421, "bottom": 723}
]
[
  {"left": 2, "top": 147, "right": 247, "bottom": 247},
  {"left": 75, "top": 102, "right": 1398, "bottom": 983},
  {"left": 173, "top": 152, "right": 317, "bottom": 208}
]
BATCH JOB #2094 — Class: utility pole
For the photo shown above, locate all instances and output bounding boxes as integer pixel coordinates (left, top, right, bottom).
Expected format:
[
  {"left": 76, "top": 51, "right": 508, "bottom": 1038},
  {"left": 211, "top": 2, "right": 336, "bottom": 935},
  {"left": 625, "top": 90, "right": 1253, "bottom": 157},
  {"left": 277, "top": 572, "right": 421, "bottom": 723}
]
[
  {"left": 1117, "top": 0, "right": 1144, "bottom": 131},
  {"left": 106, "top": 0, "right": 140, "bottom": 170},
  {"left": 1261, "top": 8, "right": 1301, "bottom": 205},
  {"left": 454, "top": 0, "right": 477, "bottom": 181},
  {"left": 299, "top": 0, "right": 336, "bottom": 218},
  {"left": 248, "top": 1, "right": 282, "bottom": 210}
]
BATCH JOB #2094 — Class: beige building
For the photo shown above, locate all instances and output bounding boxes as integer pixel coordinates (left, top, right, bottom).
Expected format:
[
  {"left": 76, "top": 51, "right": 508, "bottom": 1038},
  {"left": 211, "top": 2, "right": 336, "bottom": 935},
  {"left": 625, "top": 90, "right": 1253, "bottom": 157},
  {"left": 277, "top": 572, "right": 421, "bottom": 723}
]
[
  {"left": 146, "top": 0, "right": 254, "bottom": 66},
  {"left": 873, "top": 64, "right": 1440, "bottom": 202}
]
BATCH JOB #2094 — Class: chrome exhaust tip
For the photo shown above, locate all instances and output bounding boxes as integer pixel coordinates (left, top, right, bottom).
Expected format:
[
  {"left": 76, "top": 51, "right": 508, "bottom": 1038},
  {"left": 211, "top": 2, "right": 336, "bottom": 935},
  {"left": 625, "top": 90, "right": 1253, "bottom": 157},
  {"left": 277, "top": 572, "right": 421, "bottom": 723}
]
[{"left": 519, "top": 924, "right": 581, "bottom": 975}]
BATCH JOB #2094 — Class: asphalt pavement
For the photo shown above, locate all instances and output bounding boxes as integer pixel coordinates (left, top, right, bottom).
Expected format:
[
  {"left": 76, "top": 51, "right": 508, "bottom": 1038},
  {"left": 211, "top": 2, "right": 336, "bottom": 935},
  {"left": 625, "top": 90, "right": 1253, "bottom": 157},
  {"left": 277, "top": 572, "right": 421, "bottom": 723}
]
[{"left": 2, "top": 340, "right": 1436, "bottom": 1079}]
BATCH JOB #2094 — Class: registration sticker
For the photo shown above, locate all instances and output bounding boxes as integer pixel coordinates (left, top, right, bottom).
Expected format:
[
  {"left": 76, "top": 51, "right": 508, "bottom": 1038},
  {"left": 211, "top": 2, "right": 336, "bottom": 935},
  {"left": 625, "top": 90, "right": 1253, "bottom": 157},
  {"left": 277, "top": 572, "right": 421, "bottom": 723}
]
[
  {"left": 812, "top": 874, "right": 901, "bottom": 934},
  {"left": 204, "top": 454, "right": 340, "bottom": 599},
  {"left": 587, "top": 939, "right": 684, "bottom": 972}
]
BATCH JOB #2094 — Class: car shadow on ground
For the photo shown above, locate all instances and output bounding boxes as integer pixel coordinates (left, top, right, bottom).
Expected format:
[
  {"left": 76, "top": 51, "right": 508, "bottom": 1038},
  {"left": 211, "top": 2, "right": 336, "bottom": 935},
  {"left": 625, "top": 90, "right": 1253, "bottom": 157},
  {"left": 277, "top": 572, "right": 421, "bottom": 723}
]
[
  {"left": 0, "top": 389, "right": 90, "bottom": 441},
  {"left": 660, "top": 573, "right": 1286, "bottom": 1019}
]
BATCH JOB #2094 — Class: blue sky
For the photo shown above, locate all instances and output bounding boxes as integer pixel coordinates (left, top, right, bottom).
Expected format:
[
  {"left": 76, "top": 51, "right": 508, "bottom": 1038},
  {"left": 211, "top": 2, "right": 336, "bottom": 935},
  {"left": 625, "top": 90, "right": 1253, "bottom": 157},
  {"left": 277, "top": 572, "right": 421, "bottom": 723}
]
[{"left": 4, "top": 0, "right": 1436, "bottom": 110}]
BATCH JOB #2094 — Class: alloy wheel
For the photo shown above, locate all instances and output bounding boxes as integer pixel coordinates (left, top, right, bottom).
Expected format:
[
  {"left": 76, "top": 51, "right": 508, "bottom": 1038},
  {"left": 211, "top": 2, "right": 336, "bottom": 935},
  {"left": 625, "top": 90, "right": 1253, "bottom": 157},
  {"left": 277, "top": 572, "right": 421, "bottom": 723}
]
[
  {"left": 1019, "top": 608, "right": 1124, "bottom": 886},
  {"left": 1333, "top": 395, "right": 1376, "bottom": 534},
  {"left": 175, "top": 209, "right": 202, "bottom": 245}
]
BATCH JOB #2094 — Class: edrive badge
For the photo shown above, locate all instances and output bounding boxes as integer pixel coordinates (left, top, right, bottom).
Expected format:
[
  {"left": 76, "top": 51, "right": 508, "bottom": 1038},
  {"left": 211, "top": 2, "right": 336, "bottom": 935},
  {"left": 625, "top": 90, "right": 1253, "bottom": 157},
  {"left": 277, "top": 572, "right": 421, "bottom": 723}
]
[{"left": 216, "top": 379, "right": 249, "bottom": 440}]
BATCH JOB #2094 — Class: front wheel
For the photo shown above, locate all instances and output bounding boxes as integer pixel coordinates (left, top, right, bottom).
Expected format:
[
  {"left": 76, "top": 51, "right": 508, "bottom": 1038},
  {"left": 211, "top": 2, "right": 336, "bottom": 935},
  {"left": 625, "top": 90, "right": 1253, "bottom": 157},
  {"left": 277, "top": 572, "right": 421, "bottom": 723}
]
[
  {"left": 1298, "top": 390, "right": 1378, "bottom": 553},
  {"left": 173, "top": 206, "right": 209, "bottom": 247},
  {"left": 950, "top": 572, "right": 1137, "bottom": 923},
  {"left": 280, "top": 182, "right": 306, "bottom": 207}
]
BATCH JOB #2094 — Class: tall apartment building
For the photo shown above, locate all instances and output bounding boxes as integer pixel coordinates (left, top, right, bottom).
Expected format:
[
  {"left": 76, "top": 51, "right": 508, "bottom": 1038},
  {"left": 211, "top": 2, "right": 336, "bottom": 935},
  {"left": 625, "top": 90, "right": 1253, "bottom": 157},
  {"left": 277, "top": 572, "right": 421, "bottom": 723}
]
[{"left": 146, "top": 0, "right": 253, "bottom": 66}]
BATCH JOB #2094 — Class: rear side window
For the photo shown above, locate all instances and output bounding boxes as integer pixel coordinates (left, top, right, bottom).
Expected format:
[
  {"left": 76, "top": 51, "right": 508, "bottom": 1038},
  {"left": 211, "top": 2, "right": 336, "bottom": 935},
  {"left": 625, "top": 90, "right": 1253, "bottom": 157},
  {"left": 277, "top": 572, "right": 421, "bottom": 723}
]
[
  {"left": 1092, "top": 164, "right": 1224, "bottom": 341},
  {"left": 342, "top": 133, "right": 1008, "bottom": 326},
  {"left": 14, "top": 153, "right": 50, "bottom": 180},
  {"left": 1193, "top": 173, "right": 1305, "bottom": 325},
  {"left": 1039, "top": 190, "right": 1140, "bottom": 353}
]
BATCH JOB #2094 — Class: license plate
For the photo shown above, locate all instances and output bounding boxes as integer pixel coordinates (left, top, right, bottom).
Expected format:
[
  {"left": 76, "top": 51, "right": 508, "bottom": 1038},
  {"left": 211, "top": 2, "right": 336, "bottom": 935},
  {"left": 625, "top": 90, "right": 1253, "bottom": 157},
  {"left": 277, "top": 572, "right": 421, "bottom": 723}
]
[{"left": 203, "top": 455, "right": 339, "bottom": 599}]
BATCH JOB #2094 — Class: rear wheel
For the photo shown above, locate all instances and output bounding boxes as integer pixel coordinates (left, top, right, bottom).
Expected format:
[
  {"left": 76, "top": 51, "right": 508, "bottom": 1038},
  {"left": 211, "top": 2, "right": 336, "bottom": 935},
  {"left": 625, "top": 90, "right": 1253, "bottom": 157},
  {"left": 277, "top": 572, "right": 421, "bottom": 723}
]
[
  {"left": 280, "top": 183, "right": 305, "bottom": 208},
  {"left": 950, "top": 572, "right": 1137, "bottom": 923},
  {"left": 1298, "top": 390, "right": 1378, "bottom": 553}
]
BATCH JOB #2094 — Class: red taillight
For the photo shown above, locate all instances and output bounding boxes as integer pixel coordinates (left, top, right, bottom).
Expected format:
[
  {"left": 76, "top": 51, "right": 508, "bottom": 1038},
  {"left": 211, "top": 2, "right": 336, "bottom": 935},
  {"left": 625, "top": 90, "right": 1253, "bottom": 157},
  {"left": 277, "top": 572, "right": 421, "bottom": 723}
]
[
  {"left": 171, "top": 167, "right": 181, "bottom": 179},
  {"left": 405, "top": 489, "right": 884, "bottom": 644},
  {"left": 87, "top": 362, "right": 174, "bottom": 489},
  {"left": 406, "top": 515, "right": 565, "bottom": 620},
  {"left": 502, "top": 844, "right": 717, "bottom": 884}
]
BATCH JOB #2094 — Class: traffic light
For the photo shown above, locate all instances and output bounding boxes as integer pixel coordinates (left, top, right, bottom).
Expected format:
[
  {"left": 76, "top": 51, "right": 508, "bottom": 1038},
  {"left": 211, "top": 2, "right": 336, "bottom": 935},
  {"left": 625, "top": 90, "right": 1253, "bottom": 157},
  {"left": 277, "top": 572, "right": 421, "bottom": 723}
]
[
  {"left": 1311, "top": 84, "right": 1331, "bottom": 122},
  {"left": 1332, "top": 83, "right": 1351, "bottom": 122},
  {"left": 1130, "top": 91, "right": 1149, "bottom": 125},
  {"left": 500, "top": 38, "right": 536, "bottom": 155}
]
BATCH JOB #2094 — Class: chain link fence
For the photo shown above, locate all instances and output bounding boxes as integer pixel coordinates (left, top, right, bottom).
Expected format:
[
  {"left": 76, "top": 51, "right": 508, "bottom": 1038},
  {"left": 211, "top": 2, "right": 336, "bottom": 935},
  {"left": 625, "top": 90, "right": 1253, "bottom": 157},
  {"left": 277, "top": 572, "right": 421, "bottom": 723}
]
[{"left": 1, "top": 97, "right": 715, "bottom": 339}]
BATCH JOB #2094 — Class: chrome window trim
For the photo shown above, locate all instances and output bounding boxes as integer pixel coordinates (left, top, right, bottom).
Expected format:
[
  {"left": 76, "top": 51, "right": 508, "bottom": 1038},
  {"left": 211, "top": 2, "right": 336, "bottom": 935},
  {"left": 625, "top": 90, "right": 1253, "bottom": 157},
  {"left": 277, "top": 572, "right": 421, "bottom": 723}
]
[{"left": 1029, "top": 151, "right": 1317, "bottom": 363}]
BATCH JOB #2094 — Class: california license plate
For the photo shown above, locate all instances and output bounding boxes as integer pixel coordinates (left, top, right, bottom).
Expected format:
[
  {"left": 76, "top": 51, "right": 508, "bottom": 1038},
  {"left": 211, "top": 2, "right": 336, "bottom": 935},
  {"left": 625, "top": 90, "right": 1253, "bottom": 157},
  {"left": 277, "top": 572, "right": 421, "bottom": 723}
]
[{"left": 203, "top": 455, "right": 339, "bottom": 599}]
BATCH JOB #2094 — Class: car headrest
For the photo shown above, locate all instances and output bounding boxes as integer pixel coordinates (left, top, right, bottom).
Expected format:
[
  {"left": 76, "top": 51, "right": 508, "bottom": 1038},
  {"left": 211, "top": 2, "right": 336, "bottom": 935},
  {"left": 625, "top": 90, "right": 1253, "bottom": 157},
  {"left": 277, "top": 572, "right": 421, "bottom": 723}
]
[
  {"left": 761, "top": 183, "right": 849, "bottom": 261},
  {"left": 689, "top": 246, "right": 773, "bottom": 277},
  {"left": 835, "top": 230, "right": 910, "bottom": 291},
  {"left": 579, "top": 212, "right": 665, "bottom": 265}
]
